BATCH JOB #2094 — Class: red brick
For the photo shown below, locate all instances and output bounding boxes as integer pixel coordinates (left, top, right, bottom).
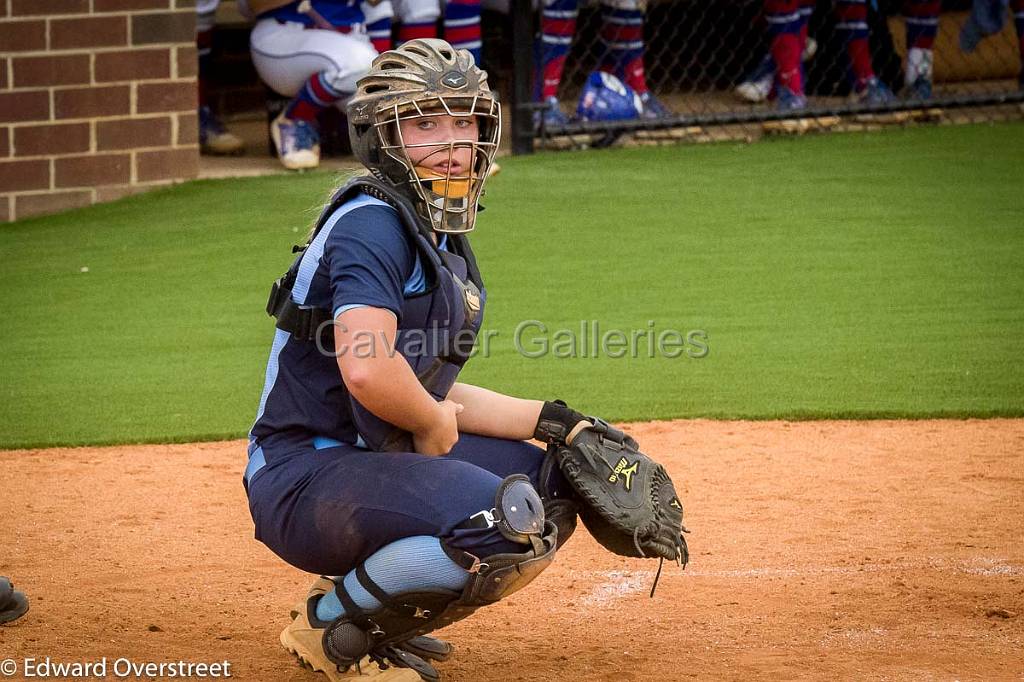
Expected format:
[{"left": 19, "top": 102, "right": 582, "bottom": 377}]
[
  {"left": 54, "top": 153, "right": 131, "bottom": 187},
  {"left": 97, "top": 116, "right": 172, "bottom": 150},
  {"left": 15, "top": 189, "right": 92, "bottom": 219},
  {"left": 54, "top": 85, "right": 130, "bottom": 119},
  {"left": 10, "top": 0, "right": 89, "bottom": 16},
  {"left": 14, "top": 122, "right": 90, "bottom": 157},
  {"left": 175, "top": 46, "right": 198, "bottom": 79},
  {"left": 0, "top": 91, "right": 50, "bottom": 124},
  {"left": 174, "top": 0, "right": 197, "bottom": 8},
  {"left": 0, "top": 127, "right": 8, "bottom": 157},
  {"left": 94, "top": 0, "right": 170, "bottom": 10},
  {"left": 1, "top": 60, "right": 8, "bottom": 90},
  {"left": 0, "top": 20, "right": 47, "bottom": 52},
  {"left": 13, "top": 54, "right": 91, "bottom": 88},
  {"left": 132, "top": 11, "right": 194, "bottom": 45},
  {"left": 95, "top": 49, "right": 171, "bottom": 82},
  {"left": 176, "top": 112, "right": 197, "bottom": 145},
  {"left": 137, "top": 81, "right": 197, "bottom": 114},
  {"left": 95, "top": 180, "right": 175, "bottom": 202},
  {"left": 51, "top": 16, "right": 128, "bottom": 49},
  {"left": 135, "top": 147, "right": 197, "bottom": 182},
  {"left": 0, "top": 159, "right": 50, "bottom": 192}
]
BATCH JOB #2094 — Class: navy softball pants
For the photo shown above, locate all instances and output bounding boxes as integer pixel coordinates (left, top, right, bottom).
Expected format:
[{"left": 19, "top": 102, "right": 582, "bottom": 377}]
[{"left": 245, "top": 433, "right": 570, "bottom": 576}]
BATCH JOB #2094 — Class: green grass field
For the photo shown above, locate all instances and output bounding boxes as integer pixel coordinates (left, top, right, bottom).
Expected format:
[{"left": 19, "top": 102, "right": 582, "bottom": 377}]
[{"left": 1, "top": 122, "right": 1022, "bottom": 449}]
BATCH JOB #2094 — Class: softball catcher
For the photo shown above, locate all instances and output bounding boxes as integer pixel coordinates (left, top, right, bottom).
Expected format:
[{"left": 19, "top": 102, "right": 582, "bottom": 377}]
[{"left": 246, "top": 38, "right": 688, "bottom": 681}]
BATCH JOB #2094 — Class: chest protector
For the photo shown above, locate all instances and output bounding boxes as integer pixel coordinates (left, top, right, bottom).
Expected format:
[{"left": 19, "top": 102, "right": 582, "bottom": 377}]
[{"left": 266, "top": 175, "right": 486, "bottom": 452}]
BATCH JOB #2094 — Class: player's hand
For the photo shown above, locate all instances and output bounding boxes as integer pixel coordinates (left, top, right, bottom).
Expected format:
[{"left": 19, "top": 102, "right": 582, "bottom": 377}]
[{"left": 413, "top": 400, "right": 463, "bottom": 456}]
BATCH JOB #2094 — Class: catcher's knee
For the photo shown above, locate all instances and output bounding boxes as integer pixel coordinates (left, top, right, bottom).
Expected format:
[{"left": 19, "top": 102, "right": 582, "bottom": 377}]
[{"left": 320, "top": 476, "right": 559, "bottom": 668}]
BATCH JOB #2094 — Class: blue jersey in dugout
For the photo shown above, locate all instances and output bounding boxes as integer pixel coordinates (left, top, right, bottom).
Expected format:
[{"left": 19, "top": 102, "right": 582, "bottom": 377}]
[
  {"left": 249, "top": 189, "right": 486, "bottom": 459},
  {"left": 260, "top": 0, "right": 363, "bottom": 28}
]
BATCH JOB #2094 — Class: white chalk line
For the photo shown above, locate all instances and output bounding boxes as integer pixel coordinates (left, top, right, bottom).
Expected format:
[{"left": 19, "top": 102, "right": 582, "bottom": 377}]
[{"left": 576, "top": 557, "right": 1023, "bottom": 606}]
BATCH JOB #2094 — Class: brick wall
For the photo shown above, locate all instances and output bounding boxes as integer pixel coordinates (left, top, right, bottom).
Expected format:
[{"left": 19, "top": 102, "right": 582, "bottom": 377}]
[{"left": 1, "top": 0, "right": 199, "bottom": 223}]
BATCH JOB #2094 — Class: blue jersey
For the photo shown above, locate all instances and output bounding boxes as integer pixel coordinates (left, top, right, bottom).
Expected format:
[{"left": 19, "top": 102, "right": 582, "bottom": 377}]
[
  {"left": 260, "top": 0, "right": 363, "bottom": 28},
  {"left": 250, "top": 192, "right": 449, "bottom": 455}
]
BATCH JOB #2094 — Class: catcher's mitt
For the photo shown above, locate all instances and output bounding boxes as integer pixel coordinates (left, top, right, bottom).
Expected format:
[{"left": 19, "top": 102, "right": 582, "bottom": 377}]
[{"left": 552, "top": 419, "right": 689, "bottom": 568}]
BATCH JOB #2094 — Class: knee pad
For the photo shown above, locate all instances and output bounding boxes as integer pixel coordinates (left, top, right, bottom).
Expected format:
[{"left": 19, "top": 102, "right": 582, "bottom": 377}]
[{"left": 319, "top": 476, "right": 558, "bottom": 670}]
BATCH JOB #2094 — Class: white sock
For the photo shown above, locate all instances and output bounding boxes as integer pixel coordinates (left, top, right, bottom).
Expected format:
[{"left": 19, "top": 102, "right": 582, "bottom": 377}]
[{"left": 905, "top": 47, "right": 933, "bottom": 86}]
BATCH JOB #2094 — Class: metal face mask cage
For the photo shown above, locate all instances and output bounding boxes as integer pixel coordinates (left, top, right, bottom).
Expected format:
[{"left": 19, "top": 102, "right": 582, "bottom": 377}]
[{"left": 375, "top": 95, "right": 501, "bottom": 234}]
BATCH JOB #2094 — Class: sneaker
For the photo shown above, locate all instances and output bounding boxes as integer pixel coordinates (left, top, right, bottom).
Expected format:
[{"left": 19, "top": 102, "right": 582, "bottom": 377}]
[
  {"left": 198, "top": 106, "right": 244, "bottom": 156},
  {"left": 905, "top": 76, "right": 932, "bottom": 100},
  {"left": 852, "top": 77, "right": 895, "bottom": 105},
  {"left": 271, "top": 112, "right": 321, "bottom": 171},
  {"left": 735, "top": 53, "right": 775, "bottom": 103},
  {"left": 776, "top": 86, "right": 807, "bottom": 111},
  {"left": 639, "top": 91, "right": 673, "bottom": 119},
  {"left": 280, "top": 586, "right": 419, "bottom": 681},
  {"left": 533, "top": 96, "right": 569, "bottom": 129}
]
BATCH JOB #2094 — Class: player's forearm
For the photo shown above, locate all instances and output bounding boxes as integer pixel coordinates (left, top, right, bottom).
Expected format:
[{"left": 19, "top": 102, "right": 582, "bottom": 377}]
[
  {"left": 335, "top": 308, "right": 442, "bottom": 436},
  {"left": 340, "top": 352, "right": 443, "bottom": 436},
  {"left": 447, "top": 382, "right": 543, "bottom": 440}
]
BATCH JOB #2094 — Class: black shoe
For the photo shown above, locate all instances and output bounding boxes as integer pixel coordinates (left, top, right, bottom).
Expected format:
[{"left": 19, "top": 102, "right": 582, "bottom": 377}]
[{"left": 0, "top": 577, "right": 29, "bottom": 624}]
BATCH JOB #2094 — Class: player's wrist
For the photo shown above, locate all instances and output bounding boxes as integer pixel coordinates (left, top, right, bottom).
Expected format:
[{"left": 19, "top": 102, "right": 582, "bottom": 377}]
[{"left": 533, "top": 400, "right": 591, "bottom": 445}]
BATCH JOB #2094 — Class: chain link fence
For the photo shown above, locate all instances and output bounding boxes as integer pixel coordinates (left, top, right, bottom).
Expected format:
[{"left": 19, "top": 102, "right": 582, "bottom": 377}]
[{"left": 504, "top": 0, "right": 1024, "bottom": 152}]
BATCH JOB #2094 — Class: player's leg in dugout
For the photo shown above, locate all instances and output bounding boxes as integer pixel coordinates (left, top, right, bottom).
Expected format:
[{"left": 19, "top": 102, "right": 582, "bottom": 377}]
[{"left": 249, "top": 18, "right": 377, "bottom": 100}]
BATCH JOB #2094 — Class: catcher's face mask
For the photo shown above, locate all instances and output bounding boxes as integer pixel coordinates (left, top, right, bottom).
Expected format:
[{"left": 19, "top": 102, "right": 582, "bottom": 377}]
[{"left": 376, "top": 96, "right": 500, "bottom": 234}]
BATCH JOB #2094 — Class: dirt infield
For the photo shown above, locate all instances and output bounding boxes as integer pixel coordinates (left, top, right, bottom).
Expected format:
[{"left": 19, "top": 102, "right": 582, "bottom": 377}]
[{"left": 1, "top": 419, "right": 1021, "bottom": 681}]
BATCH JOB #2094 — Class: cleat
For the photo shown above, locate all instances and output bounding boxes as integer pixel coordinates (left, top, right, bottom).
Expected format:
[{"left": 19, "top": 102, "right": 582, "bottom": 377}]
[
  {"left": 279, "top": 599, "right": 419, "bottom": 681},
  {"left": 905, "top": 76, "right": 933, "bottom": 100},
  {"left": 639, "top": 91, "right": 673, "bottom": 119},
  {"left": 776, "top": 86, "right": 807, "bottom": 111},
  {"left": 533, "top": 95, "right": 569, "bottom": 129},
  {"left": 271, "top": 112, "right": 321, "bottom": 171},
  {"left": 764, "top": 86, "right": 811, "bottom": 133},
  {"left": 199, "top": 106, "right": 244, "bottom": 156},
  {"left": 735, "top": 53, "right": 774, "bottom": 103},
  {"left": 851, "top": 77, "right": 895, "bottom": 105}
]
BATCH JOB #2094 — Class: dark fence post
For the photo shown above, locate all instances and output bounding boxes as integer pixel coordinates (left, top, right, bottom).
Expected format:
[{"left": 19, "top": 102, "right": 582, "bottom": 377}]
[{"left": 510, "top": 0, "right": 534, "bottom": 155}]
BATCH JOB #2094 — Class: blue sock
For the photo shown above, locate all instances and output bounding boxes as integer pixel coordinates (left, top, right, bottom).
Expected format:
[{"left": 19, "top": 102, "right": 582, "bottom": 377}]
[{"left": 315, "top": 536, "right": 470, "bottom": 622}]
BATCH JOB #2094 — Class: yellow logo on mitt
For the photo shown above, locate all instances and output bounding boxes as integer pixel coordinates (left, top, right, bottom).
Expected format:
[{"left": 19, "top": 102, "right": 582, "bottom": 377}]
[{"left": 607, "top": 457, "right": 639, "bottom": 491}]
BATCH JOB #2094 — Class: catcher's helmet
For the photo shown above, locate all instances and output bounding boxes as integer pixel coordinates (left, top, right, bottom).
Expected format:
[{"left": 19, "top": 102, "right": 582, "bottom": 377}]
[{"left": 347, "top": 39, "right": 501, "bottom": 234}]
